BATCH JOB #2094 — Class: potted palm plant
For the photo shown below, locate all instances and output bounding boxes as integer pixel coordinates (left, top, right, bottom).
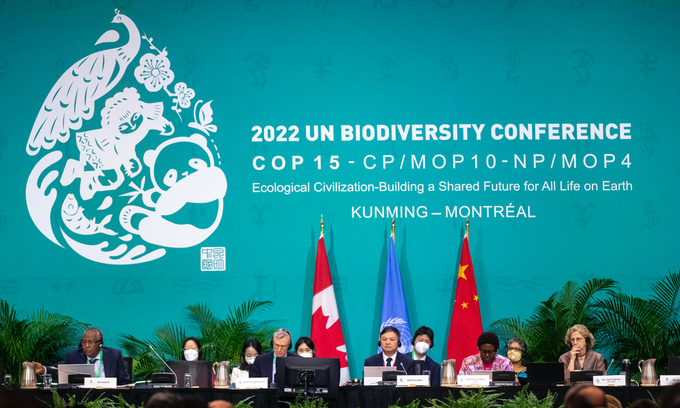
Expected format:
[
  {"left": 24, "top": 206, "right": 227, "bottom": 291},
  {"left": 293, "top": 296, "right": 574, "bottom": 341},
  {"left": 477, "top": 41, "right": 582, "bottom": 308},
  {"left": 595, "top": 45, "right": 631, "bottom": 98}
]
[
  {"left": 119, "top": 300, "right": 278, "bottom": 380},
  {"left": 0, "top": 299, "right": 88, "bottom": 384}
]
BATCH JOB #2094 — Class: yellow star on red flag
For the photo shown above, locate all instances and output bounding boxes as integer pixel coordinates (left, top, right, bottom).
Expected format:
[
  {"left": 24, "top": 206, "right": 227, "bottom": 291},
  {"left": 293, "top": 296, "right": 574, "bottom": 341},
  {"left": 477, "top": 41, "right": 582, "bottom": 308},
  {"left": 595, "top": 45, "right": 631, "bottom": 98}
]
[
  {"left": 458, "top": 264, "right": 468, "bottom": 280},
  {"left": 473, "top": 295, "right": 479, "bottom": 301},
  {"left": 461, "top": 302, "right": 468, "bottom": 309}
]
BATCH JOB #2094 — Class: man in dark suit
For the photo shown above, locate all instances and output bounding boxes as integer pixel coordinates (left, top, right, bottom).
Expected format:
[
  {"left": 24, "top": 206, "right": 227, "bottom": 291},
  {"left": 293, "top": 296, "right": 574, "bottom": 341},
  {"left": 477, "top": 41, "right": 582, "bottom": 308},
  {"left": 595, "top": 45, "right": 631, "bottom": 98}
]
[
  {"left": 364, "top": 326, "right": 415, "bottom": 374},
  {"left": 250, "top": 328, "right": 299, "bottom": 384},
  {"left": 32, "top": 327, "right": 130, "bottom": 385},
  {"left": 411, "top": 325, "right": 441, "bottom": 386}
]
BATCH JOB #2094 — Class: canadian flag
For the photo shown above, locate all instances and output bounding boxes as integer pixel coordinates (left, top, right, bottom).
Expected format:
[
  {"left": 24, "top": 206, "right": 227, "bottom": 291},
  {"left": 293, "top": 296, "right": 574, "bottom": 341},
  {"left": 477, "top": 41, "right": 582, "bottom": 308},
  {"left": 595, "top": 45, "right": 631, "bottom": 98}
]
[{"left": 311, "top": 235, "right": 351, "bottom": 384}]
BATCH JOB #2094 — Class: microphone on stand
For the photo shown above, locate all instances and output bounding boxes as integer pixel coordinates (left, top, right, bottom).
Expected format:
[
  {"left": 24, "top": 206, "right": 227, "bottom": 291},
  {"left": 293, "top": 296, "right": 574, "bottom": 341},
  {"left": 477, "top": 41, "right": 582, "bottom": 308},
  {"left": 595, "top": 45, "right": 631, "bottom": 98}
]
[
  {"left": 148, "top": 344, "right": 178, "bottom": 387},
  {"left": 606, "top": 359, "right": 615, "bottom": 375},
  {"left": 400, "top": 362, "right": 408, "bottom": 374}
]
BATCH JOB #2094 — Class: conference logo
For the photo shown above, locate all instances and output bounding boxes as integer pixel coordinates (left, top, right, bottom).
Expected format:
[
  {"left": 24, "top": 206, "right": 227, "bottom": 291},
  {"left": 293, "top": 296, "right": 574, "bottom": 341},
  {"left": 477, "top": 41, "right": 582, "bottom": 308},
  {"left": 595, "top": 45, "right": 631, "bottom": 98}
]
[{"left": 25, "top": 10, "right": 227, "bottom": 265}]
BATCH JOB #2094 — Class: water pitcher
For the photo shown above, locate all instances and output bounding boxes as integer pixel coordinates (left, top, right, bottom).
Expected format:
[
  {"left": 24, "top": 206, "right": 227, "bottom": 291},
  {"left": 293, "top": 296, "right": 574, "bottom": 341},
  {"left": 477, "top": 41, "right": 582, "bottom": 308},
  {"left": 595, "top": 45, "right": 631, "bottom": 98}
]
[
  {"left": 638, "top": 358, "right": 657, "bottom": 386},
  {"left": 213, "top": 361, "right": 230, "bottom": 387},
  {"left": 20, "top": 362, "right": 37, "bottom": 388},
  {"left": 441, "top": 359, "right": 457, "bottom": 385}
]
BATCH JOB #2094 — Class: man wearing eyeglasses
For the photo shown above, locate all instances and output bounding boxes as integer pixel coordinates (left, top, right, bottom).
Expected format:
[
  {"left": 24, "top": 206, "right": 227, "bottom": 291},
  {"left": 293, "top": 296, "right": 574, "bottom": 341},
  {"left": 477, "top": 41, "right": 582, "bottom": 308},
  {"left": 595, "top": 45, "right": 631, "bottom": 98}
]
[
  {"left": 458, "top": 332, "right": 513, "bottom": 375},
  {"left": 29, "top": 327, "right": 130, "bottom": 385},
  {"left": 250, "top": 328, "right": 300, "bottom": 384}
]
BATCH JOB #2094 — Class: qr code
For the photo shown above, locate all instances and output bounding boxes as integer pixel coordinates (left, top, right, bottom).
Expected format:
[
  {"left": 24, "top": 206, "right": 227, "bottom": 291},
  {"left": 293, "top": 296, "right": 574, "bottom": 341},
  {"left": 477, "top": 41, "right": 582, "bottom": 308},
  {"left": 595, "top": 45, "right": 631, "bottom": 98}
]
[{"left": 200, "top": 247, "right": 226, "bottom": 271}]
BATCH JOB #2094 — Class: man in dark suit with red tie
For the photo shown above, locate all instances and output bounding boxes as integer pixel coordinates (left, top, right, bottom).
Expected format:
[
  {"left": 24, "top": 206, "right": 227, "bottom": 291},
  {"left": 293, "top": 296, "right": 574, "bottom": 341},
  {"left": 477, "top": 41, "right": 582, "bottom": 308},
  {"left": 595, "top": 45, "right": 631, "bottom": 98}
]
[
  {"left": 364, "top": 326, "right": 415, "bottom": 374},
  {"left": 31, "top": 327, "right": 130, "bottom": 385}
]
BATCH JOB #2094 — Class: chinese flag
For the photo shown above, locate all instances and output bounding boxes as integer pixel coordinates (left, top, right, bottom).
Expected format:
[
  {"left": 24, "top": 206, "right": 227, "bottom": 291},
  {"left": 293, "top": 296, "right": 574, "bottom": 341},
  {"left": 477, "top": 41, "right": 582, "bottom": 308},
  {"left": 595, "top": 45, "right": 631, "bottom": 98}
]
[
  {"left": 311, "top": 235, "right": 350, "bottom": 384},
  {"left": 446, "top": 231, "right": 483, "bottom": 372}
]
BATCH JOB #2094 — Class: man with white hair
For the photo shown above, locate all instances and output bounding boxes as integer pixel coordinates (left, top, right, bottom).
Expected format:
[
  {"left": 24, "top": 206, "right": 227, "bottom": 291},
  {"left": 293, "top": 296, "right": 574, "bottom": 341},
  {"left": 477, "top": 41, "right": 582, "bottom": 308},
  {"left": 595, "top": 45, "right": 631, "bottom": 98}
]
[{"left": 250, "top": 328, "right": 300, "bottom": 383}]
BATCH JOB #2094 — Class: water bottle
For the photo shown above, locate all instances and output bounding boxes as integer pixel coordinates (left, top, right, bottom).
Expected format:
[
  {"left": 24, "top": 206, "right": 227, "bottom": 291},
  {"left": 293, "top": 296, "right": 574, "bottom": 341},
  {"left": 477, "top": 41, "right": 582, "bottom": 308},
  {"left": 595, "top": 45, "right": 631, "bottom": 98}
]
[{"left": 620, "top": 359, "right": 631, "bottom": 386}]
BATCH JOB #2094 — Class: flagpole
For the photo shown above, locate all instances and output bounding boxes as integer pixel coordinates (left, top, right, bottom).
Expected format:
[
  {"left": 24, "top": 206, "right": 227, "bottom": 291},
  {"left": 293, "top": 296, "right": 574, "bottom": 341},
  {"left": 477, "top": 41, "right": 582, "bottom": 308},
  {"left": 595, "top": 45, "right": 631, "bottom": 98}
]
[
  {"left": 391, "top": 217, "right": 395, "bottom": 240},
  {"left": 321, "top": 215, "right": 324, "bottom": 238},
  {"left": 466, "top": 217, "right": 469, "bottom": 237}
]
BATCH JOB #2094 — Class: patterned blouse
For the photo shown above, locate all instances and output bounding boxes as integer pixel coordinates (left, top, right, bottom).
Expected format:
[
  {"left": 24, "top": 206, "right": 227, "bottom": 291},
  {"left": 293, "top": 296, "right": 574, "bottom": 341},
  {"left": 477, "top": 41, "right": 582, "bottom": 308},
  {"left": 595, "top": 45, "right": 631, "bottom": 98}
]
[{"left": 458, "top": 352, "right": 513, "bottom": 375}]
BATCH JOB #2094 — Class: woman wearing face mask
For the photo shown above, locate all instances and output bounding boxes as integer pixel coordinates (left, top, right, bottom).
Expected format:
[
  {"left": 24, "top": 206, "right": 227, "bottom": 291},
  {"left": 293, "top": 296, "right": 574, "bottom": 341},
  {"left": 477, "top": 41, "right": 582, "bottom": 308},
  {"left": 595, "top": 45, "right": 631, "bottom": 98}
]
[
  {"left": 411, "top": 326, "right": 441, "bottom": 386},
  {"left": 231, "top": 338, "right": 263, "bottom": 379},
  {"left": 506, "top": 338, "right": 527, "bottom": 384},
  {"left": 294, "top": 337, "right": 315, "bottom": 358},
  {"left": 181, "top": 337, "right": 203, "bottom": 361}
]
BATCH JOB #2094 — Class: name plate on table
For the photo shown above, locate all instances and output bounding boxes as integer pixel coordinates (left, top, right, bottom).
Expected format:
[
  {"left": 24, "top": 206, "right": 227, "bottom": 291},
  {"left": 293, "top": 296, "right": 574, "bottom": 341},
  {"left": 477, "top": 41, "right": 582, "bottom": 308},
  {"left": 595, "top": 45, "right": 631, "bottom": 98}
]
[
  {"left": 457, "top": 375, "right": 491, "bottom": 387},
  {"left": 593, "top": 375, "right": 626, "bottom": 386},
  {"left": 83, "top": 377, "right": 117, "bottom": 388},
  {"left": 660, "top": 375, "right": 680, "bottom": 386},
  {"left": 234, "top": 377, "right": 269, "bottom": 389},
  {"left": 397, "top": 375, "right": 430, "bottom": 387}
]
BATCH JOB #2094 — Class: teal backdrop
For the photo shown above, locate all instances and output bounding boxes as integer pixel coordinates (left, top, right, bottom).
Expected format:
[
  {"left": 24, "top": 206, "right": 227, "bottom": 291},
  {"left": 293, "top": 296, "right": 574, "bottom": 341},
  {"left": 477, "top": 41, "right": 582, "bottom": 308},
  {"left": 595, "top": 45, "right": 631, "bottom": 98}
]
[{"left": 1, "top": 0, "right": 679, "bottom": 378}]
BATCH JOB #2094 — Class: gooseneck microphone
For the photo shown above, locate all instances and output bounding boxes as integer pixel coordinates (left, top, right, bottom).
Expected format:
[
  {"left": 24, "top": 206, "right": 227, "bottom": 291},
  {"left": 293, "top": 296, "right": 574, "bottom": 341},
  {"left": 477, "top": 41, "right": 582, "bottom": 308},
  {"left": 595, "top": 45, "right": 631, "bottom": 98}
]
[
  {"left": 606, "top": 359, "right": 614, "bottom": 375},
  {"left": 400, "top": 362, "right": 407, "bottom": 374},
  {"left": 148, "top": 344, "right": 178, "bottom": 387}
]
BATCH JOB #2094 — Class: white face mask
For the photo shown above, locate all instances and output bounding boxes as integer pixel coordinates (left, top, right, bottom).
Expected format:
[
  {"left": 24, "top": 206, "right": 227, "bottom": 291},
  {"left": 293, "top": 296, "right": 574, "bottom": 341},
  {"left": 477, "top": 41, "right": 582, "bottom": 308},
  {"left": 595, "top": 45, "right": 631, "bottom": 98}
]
[
  {"left": 414, "top": 342, "right": 430, "bottom": 355},
  {"left": 299, "top": 353, "right": 313, "bottom": 358},
  {"left": 184, "top": 349, "right": 199, "bottom": 361},
  {"left": 245, "top": 356, "right": 256, "bottom": 365}
]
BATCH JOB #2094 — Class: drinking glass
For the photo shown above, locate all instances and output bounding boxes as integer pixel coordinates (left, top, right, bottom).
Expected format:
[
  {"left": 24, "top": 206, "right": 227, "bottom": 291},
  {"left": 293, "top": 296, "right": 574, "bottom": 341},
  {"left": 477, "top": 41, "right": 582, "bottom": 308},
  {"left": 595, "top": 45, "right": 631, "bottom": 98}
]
[{"left": 43, "top": 374, "right": 52, "bottom": 389}]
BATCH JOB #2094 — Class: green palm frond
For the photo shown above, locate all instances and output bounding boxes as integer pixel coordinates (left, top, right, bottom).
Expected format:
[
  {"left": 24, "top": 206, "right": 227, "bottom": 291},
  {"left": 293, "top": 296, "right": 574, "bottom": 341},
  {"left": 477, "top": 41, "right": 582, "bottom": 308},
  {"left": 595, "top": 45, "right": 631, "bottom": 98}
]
[
  {"left": 571, "top": 278, "right": 617, "bottom": 323},
  {"left": 154, "top": 322, "right": 186, "bottom": 361}
]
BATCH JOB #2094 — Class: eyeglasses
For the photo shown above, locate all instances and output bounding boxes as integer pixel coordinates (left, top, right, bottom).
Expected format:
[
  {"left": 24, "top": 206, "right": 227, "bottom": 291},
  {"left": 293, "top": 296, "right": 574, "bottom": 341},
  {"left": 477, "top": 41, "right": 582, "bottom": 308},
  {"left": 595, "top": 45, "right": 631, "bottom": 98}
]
[
  {"left": 571, "top": 337, "right": 585, "bottom": 343},
  {"left": 272, "top": 343, "right": 289, "bottom": 350},
  {"left": 479, "top": 350, "right": 496, "bottom": 355},
  {"left": 507, "top": 347, "right": 522, "bottom": 352}
]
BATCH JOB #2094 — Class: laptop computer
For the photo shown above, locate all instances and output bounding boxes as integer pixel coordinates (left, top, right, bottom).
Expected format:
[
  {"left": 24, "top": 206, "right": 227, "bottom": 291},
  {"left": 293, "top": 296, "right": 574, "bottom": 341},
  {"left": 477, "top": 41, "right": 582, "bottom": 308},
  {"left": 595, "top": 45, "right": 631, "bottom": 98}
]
[
  {"left": 363, "top": 366, "right": 395, "bottom": 386},
  {"left": 524, "top": 362, "right": 565, "bottom": 386},
  {"left": 57, "top": 364, "right": 96, "bottom": 385}
]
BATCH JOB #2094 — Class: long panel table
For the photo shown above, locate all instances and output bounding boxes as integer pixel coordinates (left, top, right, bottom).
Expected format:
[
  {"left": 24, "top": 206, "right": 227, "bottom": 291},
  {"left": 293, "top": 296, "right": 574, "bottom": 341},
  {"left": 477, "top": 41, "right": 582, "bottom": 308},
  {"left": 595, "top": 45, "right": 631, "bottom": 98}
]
[{"left": 5, "top": 384, "right": 666, "bottom": 408}]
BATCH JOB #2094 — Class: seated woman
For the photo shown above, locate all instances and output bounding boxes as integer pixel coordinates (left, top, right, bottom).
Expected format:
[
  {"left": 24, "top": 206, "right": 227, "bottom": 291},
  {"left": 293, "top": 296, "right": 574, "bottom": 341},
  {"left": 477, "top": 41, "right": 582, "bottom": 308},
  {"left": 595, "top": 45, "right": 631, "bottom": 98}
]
[
  {"left": 182, "top": 337, "right": 203, "bottom": 361},
  {"left": 231, "top": 338, "right": 263, "bottom": 379},
  {"left": 458, "top": 332, "right": 513, "bottom": 375},
  {"left": 558, "top": 324, "right": 606, "bottom": 382},
  {"left": 295, "top": 336, "right": 316, "bottom": 357},
  {"left": 506, "top": 338, "right": 527, "bottom": 383}
]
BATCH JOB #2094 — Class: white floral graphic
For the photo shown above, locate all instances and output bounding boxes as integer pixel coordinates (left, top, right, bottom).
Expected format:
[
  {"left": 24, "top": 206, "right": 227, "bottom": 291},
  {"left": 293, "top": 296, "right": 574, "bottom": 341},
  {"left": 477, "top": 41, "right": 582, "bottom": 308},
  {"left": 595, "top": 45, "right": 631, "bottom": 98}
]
[
  {"left": 134, "top": 37, "right": 175, "bottom": 92},
  {"left": 171, "top": 82, "right": 195, "bottom": 113}
]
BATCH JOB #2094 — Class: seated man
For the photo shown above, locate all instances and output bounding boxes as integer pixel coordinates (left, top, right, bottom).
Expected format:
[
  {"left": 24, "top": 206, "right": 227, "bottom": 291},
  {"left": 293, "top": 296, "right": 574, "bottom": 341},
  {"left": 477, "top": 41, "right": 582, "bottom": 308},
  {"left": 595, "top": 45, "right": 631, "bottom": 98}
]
[
  {"left": 364, "top": 326, "right": 415, "bottom": 375},
  {"left": 250, "top": 328, "right": 299, "bottom": 384},
  {"left": 411, "top": 325, "right": 441, "bottom": 386},
  {"left": 458, "top": 331, "right": 513, "bottom": 375},
  {"left": 31, "top": 327, "right": 130, "bottom": 385}
]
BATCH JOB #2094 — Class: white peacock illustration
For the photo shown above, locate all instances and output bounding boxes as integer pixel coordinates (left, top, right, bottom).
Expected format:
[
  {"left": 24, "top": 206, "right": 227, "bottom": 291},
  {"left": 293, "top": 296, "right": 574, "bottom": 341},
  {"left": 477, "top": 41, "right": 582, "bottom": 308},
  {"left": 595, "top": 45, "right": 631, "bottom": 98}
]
[{"left": 26, "top": 10, "right": 226, "bottom": 264}]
